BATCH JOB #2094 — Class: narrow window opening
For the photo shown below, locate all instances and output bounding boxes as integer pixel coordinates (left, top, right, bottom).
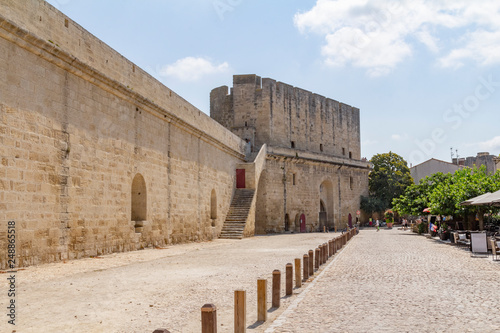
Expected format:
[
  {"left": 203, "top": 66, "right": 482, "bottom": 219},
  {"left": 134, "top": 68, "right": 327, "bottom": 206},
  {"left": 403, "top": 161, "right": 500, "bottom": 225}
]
[
  {"left": 342, "top": 148, "right": 346, "bottom": 156},
  {"left": 291, "top": 141, "right": 295, "bottom": 149},
  {"left": 320, "top": 144, "right": 323, "bottom": 152},
  {"left": 350, "top": 176, "right": 354, "bottom": 190},
  {"left": 349, "top": 151, "right": 352, "bottom": 159},
  {"left": 244, "top": 121, "right": 248, "bottom": 127},
  {"left": 292, "top": 173, "right": 296, "bottom": 185}
]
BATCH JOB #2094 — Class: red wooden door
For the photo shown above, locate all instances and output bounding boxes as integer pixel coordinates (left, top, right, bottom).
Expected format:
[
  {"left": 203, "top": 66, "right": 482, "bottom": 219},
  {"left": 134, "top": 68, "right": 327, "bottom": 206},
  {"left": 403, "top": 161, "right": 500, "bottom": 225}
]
[
  {"left": 236, "top": 169, "right": 245, "bottom": 188},
  {"left": 300, "top": 214, "right": 306, "bottom": 233},
  {"left": 348, "top": 213, "right": 353, "bottom": 228}
]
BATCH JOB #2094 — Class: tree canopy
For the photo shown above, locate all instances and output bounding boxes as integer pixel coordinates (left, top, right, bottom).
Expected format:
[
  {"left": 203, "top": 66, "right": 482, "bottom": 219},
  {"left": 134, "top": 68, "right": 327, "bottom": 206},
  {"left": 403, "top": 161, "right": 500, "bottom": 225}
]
[
  {"left": 392, "top": 165, "right": 500, "bottom": 218},
  {"left": 368, "top": 152, "right": 413, "bottom": 210}
]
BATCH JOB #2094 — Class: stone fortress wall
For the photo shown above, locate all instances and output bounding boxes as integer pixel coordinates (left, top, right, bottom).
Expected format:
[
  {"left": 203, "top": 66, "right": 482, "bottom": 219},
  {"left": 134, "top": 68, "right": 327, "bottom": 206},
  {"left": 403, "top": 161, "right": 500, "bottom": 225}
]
[
  {"left": 0, "top": 0, "right": 246, "bottom": 269},
  {"left": 211, "top": 75, "right": 370, "bottom": 234},
  {"left": 0, "top": 0, "right": 370, "bottom": 269}
]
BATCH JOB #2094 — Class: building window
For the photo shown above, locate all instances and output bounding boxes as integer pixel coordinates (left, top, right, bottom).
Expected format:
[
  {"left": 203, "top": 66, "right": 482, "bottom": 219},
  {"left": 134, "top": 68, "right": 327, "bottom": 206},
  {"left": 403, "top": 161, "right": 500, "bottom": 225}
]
[
  {"left": 292, "top": 173, "right": 296, "bottom": 185},
  {"left": 342, "top": 148, "right": 346, "bottom": 156},
  {"left": 320, "top": 144, "right": 323, "bottom": 152},
  {"left": 291, "top": 141, "right": 295, "bottom": 149},
  {"left": 350, "top": 176, "right": 354, "bottom": 190},
  {"left": 349, "top": 151, "right": 352, "bottom": 159}
]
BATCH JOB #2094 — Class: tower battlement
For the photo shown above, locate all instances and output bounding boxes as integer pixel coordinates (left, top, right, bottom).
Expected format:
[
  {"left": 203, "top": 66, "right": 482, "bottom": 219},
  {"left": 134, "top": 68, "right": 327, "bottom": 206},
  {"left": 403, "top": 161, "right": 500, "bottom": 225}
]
[{"left": 211, "top": 74, "right": 361, "bottom": 160}]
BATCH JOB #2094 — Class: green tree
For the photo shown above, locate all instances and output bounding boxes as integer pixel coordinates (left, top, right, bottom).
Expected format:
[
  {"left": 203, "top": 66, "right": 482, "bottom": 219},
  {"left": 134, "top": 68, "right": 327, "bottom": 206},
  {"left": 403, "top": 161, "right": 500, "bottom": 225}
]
[
  {"left": 392, "top": 172, "right": 451, "bottom": 216},
  {"left": 369, "top": 152, "right": 413, "bottom": 209},
  {"left": 429, "top": 165, "right": 500, "bottom": 217},
  {"left": 393, "top": 165, "right": 500, "bottom": 229},
  {"left": 360, "top": 195, "right": 385, "bottom": 215}
]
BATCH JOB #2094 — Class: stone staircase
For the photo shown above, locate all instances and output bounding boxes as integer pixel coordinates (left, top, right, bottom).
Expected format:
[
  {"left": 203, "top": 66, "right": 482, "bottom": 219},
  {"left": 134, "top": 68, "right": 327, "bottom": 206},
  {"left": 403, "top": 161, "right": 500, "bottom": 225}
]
[{"left": 220, "top": 189, "right": 255, "bottom": 239}]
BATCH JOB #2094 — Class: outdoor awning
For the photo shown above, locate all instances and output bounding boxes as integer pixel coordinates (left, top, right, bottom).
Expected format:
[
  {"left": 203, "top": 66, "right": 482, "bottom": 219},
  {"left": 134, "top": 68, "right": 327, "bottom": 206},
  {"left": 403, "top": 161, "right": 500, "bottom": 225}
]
[
  {"left": 461, "top": 190, "right": 500, "bottom": 206},
  {"left": 460, "top": 192, "right": 491, "bottom": 206}
]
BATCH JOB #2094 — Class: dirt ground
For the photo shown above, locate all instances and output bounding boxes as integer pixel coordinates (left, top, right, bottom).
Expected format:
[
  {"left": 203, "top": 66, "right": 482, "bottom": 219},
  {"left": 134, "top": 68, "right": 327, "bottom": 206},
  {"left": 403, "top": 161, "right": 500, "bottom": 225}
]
[{"left": 1, "top": 232, "right": 342, "bottom": 333}]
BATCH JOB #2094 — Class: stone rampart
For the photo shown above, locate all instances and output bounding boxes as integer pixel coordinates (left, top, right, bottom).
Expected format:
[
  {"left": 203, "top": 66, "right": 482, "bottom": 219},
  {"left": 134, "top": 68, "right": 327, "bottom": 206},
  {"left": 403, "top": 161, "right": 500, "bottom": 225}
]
[{"left": 0, "top": 0, "right": 246, "bottom": 268}]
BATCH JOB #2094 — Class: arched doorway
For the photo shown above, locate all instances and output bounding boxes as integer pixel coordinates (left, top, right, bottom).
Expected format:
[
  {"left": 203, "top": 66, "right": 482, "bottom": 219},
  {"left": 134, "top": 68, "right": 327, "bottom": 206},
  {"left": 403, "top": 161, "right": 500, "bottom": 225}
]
[
  {"left": 319, "top": 180, "right": 334, "bottom": 230},
  {"left": 294, "top": 214, "right": 300, "bottom": 232},
  {"left": 131, "top": 174, "right": 147, "bottom": 227},
  {"left": 300, "top": 214, "right": 306, "bottom": 233},
  {"left": 210, "top": 189, "right": 217, "bottom": 226},
  {"left": 284, "top": 214, "right": 290, "bottom": 232}
]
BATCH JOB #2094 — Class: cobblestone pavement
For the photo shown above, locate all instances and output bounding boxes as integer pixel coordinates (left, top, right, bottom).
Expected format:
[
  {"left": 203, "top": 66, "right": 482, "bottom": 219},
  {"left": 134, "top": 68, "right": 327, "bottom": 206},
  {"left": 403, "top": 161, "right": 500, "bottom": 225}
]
[{"left": 263, "top": 228, "right": 500, "bottom": 333}]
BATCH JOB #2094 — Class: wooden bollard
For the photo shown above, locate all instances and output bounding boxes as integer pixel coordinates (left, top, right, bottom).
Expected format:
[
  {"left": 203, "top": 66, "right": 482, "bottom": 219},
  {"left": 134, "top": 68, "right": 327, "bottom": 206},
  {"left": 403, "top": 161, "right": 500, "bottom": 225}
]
[
  {"left": 329, "top": 240, "right": 333, "bottom": 257},
  {"left": 272, "top": 270, "right": 281, "bottom": 308},
  {"left": 323, "top": 243, "right": 327, "bottom": 262},
  {"left": 322, "top": 244, "right": 326, "bottom": 263},
  {"left": 295, "top": 258, "right": 302, "bottom": 287},
  {"left": 201, "top": 304, "right": 217, "bottom": 333},
  {"left": 234, "top": 290, "right": 246, "bottom": 333},
  {"left": 308, "top": 250, "right": 314, "bottom": 276},
  {"left": 302, "top": 254, "right": 309, "bottom": 281},
  {"left": 153, "top": 330, "right": 171, "bottom": 333},
  {"left": 257, "top": 279, "right": 267, "bottom": 322},
  {"left": 286, "top": 263, "right": 293, "bottom": 295},
  {"left": 318, "top": 246, "right": 323, "bottom": 265},
  {"left": 315, "top": 248, "right": 320, "bottom": 270}
]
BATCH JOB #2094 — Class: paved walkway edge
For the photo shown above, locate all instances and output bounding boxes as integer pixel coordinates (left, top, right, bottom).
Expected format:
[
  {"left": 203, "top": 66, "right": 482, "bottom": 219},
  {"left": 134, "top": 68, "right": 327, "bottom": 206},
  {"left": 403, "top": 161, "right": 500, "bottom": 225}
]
[{"left": 264, "top": 237, "right": 354, "bottom": 332}]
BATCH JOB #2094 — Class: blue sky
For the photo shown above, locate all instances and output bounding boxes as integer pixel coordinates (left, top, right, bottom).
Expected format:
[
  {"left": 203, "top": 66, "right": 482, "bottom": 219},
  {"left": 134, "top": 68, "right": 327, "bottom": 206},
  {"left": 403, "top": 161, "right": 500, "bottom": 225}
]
[{"left": 45, "top": 0, "right": 500, "bottom": 166}]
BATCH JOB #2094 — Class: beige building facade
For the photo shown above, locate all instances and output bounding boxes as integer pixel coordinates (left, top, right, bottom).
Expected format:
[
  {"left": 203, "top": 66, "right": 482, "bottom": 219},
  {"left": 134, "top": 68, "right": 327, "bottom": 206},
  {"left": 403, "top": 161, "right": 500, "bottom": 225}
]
[
  {"left": 410, "top": 158, "right": 463, "bottom": 184},
  {"left": 211, "top": 75, "right": 370, "bottom": 234},
  {"left": 0, "top": 0, "right": 369, "bottom": 269}
]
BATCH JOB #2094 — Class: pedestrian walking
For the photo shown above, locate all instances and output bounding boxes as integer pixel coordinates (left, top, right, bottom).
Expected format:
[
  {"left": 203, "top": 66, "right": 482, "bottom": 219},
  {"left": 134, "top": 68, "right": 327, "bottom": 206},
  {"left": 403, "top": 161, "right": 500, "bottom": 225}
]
[{"left": 376, "top": 219, "right": 380, "bottom": 232}]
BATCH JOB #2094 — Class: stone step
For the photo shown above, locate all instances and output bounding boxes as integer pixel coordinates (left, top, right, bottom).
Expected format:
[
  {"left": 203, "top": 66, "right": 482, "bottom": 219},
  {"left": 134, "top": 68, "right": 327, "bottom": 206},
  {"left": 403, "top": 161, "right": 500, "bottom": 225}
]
[
  {"left": 219, "top": 236, "right": 243, "bottom": 240},
  {"left": 219, "top": 188, "right": 255, "bottom": 240}
]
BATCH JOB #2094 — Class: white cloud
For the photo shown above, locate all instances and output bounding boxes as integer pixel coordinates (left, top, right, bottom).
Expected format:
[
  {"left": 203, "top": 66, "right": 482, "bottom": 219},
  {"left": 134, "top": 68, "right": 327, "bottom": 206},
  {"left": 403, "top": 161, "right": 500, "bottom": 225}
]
[
  {"left": 159, "top": 57, "right": 229, "bottom": 82},
  {"left": 294, "top": 0, "right": 500, "bottom": 76},
  {"left": 391, "top": 134, "right": 408, "bottom": 141},
  {"left": 477, "top": 136, "right": 500, "bottom": 151},
  {"left": 362, "top": 139, "right": 378, "bottom": 146},
  {"left": 439, "top": 30, "right": 500, "bottom": 69}
]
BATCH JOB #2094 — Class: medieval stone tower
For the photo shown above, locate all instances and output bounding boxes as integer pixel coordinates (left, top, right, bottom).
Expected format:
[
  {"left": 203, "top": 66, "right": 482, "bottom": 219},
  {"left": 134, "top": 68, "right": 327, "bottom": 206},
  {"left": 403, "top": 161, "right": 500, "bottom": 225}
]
[{"left": 211, "top": 75, "right": 370, "bottom": 234}]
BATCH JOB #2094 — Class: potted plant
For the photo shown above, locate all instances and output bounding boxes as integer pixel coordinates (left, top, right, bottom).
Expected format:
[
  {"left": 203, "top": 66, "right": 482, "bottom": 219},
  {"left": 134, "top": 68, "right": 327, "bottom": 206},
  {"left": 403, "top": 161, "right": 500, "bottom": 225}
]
[
  {"left": 416, "top": 219, "right": 428, "bottom": 234},
  {"left": 385, "top": 210, "right": 394, "bottom": 228},
  {"left": 438, "top": 222, "right": 450, "bottom": 240}
]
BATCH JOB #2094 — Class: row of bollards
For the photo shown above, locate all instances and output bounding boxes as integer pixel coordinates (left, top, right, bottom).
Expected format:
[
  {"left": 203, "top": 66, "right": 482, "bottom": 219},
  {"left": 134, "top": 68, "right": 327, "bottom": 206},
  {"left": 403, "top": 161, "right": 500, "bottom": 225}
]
[{"left": 154, "top": 228, "right": 357, "bottom": 333}]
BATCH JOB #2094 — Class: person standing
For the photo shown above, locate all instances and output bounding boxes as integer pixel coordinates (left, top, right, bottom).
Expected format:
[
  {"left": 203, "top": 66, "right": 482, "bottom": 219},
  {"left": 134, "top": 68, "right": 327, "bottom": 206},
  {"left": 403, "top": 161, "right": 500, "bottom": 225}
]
[{"left": 376, "top": 219, "right": 380, "bottom": 232}]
